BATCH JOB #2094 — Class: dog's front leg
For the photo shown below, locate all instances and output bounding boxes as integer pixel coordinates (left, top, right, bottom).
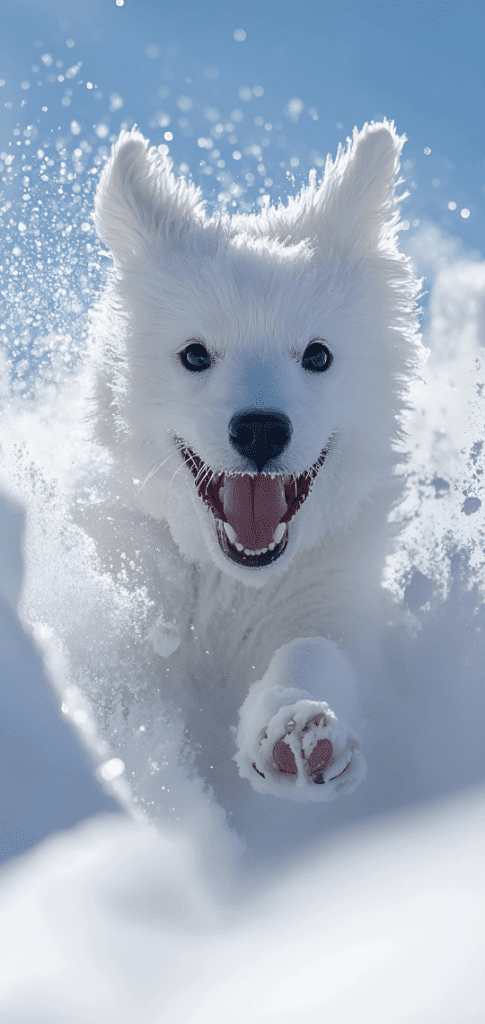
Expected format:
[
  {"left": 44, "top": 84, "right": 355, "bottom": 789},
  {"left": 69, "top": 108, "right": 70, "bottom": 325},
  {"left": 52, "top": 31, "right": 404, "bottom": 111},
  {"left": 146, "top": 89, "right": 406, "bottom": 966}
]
[{"left": 234, "top": 637, "right": 366, "bottom": 801}]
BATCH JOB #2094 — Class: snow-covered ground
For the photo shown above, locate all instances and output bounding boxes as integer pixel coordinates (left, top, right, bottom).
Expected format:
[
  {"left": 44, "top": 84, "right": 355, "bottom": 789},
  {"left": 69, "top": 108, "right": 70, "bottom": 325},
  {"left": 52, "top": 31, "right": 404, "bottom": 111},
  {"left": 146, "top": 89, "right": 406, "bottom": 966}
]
[{"left": 0, "top": 785, "right": 483, "bottom": 1024}]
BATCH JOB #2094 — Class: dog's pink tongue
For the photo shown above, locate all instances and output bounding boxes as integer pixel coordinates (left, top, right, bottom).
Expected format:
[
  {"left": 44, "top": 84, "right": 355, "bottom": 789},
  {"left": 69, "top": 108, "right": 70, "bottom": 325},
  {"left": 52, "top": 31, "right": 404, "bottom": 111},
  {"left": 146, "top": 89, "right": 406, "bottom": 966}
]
[{"left": 223, "top": 474, "right": 288, "bottom": 549}]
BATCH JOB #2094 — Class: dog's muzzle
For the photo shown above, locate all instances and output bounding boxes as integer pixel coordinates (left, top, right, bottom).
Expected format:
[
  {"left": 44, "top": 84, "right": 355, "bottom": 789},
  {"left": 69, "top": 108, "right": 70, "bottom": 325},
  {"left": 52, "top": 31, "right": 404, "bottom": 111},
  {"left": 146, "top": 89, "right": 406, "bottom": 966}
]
[{"left": 177, "top": 424, "right": 333, "bottom": 568}]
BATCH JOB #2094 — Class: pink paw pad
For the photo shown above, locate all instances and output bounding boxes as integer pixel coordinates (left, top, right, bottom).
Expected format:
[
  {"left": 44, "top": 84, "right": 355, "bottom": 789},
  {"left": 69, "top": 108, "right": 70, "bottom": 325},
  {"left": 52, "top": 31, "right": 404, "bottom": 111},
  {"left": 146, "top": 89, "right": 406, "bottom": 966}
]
[
  {"left": 248, "top": 705, "right": 364, "bottom": 797},
  {"left": 272, "top": 713, "right": 334, "bottom": 782},
  {"left": 272, "top": 738, "right": 298, "bottom": 774}
]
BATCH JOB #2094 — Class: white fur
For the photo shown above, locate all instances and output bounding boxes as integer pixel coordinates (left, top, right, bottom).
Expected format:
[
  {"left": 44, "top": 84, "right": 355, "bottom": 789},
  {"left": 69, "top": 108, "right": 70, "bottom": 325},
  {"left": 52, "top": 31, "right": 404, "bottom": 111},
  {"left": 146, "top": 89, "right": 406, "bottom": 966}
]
[{"left": 81, "top": 121, "right": 422, "bottom": 801}]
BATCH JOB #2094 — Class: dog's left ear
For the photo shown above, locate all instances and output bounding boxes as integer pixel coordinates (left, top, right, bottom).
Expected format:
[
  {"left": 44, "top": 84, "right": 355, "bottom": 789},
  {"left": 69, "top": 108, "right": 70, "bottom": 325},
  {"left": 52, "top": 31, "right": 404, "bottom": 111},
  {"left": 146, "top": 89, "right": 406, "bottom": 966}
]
[
  {"left": 266, "top": 120, "right": 406, "bottom": 253},
  {"left": 93, "top": 129, "right": 205, "bottom": 265}
]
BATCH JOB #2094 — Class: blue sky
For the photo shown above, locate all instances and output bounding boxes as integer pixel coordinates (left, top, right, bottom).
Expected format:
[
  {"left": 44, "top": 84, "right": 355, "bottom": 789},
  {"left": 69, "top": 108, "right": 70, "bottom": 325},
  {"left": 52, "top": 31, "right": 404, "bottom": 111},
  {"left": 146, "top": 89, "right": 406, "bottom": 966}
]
[{"left": 0, "top": 0, "right": 483, "bottom": 262}]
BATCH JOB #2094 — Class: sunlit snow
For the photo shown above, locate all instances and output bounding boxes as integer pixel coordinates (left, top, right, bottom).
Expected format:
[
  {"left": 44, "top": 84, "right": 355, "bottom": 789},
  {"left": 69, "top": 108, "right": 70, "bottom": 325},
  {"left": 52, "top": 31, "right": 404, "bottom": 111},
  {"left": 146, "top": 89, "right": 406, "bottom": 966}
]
[{"left": 0, "top": 5, "right": 484, "bottom": 1022}]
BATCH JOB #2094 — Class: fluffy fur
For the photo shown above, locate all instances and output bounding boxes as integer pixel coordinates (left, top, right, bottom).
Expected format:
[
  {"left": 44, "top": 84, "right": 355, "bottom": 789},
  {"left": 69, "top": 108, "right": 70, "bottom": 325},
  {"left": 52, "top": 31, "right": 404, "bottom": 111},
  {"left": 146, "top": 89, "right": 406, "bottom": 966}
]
[{"left": 83, "top": 121, "right": 422, "bottom": 802}]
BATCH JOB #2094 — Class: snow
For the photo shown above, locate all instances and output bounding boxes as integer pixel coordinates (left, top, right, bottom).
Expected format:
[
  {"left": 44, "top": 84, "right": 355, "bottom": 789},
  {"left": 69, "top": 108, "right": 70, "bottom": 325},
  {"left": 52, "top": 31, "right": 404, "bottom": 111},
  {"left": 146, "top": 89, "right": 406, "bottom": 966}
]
[
  {"left": 0, "top": 790, "right": 483, "bottom": 1023},
  {"left": 0, "top": 17, "right": 484, "bottom": 1015},
  {"left": 0, "top": 496, "right": 120, "bottom": 864}
]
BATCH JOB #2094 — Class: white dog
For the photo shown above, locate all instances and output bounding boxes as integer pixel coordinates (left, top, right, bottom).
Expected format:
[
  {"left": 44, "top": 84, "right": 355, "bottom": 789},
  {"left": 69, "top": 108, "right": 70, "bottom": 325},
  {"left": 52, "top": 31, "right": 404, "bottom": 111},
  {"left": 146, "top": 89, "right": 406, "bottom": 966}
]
[{"left": 85, "top": 120, "right": 421, "bottom": 803}]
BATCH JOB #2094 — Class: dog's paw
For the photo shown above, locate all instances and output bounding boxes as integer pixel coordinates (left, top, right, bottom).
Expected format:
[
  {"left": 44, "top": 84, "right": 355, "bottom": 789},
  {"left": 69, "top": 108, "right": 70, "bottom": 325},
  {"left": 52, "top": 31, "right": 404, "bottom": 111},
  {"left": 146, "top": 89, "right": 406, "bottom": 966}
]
[{"left": 236, "top": 699, "right": 366, "bottom": 802}]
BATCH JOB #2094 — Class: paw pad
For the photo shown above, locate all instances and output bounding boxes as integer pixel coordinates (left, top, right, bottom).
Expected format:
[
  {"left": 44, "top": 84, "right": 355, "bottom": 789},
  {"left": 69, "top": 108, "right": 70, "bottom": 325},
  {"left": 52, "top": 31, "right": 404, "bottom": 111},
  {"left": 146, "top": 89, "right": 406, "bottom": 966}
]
[
  {"left": 273, "top": 736, "right": 297, "bottom": 774},
  {"left": 273, "top": 731, "right": 334, "bottom": 781},
  {"left": 238, "top": 697, "right": 366, "bottom": 802}
]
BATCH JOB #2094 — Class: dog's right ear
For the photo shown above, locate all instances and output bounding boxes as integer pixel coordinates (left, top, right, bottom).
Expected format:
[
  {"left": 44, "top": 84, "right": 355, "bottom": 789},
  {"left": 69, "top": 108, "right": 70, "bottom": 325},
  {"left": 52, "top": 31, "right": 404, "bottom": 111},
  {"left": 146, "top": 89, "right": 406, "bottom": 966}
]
[{"left": 93, "top": 129, "right": 205, "bottom": 265}]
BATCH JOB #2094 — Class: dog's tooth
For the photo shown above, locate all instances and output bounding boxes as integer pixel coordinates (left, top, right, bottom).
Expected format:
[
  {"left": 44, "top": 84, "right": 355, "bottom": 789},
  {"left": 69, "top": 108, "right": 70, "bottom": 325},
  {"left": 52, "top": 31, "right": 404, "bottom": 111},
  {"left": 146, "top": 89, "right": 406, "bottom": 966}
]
[
  {"left": 235, "top": 542, "right": 244, "bottom": 552},
  {"left": 273, "top": 523, "right": 286, "bottom": 545},
  {"left": 260, "top": 546, "right": 268, "bottom": 554},
  {"left": 268, "top": 542, "right": 276, "bottom": 551},
  {"left": 223, "top": 521, "right": 237, "bottom": 545}
]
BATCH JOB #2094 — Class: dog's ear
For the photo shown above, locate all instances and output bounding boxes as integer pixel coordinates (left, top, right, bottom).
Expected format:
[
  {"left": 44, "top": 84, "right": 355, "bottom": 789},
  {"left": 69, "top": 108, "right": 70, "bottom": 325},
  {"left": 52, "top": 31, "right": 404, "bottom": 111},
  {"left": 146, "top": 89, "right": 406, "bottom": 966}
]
[
  {"left": 93, "top": 129, "right": 205, "bottom": 264},
  {"left": 320, "top": 120, "right": 405, "bottom": 247},
  {"left": 266, "top": 121, "right": 405, "bottom": 253}
]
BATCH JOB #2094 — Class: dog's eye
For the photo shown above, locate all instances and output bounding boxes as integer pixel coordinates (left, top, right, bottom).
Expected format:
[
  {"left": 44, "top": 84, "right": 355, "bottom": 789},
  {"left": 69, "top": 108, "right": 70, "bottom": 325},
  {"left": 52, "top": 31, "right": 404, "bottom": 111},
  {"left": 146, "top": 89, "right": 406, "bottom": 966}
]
[
  {"left": 179, "top": 342, "right": 212, "bottom": 372},
  {"left": 301, "top": 340, "right": 333, "bottom": 373}
]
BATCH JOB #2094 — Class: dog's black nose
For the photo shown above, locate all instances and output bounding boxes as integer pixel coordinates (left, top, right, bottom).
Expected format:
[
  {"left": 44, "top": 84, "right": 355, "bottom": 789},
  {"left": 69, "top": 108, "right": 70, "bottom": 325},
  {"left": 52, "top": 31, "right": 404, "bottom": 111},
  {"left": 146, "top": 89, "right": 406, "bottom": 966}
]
[{"left": 228, "top": 410, "right": 293, "bottom": 472}]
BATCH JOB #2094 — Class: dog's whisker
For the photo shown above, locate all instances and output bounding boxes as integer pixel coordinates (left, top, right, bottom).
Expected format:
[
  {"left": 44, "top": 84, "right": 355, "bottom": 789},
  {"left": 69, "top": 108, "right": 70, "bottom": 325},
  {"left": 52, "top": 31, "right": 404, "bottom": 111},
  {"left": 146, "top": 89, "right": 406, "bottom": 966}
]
[
  {"left": 139, "top": 448, "right": 179, "bottom": 490},
  {"left": 194, "top": 463, "right": 209, "bottom": 488},
  {"left": 169, "top": 462, "right": 186, "bottom": 487}
]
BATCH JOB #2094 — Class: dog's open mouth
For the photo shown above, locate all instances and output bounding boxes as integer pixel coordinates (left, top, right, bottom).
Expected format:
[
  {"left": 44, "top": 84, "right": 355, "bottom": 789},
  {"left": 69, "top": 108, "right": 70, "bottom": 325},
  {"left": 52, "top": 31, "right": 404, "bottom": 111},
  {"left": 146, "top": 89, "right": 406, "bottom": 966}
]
[{"left": 178, "top": 438, "right": 332, "bottom": 568}]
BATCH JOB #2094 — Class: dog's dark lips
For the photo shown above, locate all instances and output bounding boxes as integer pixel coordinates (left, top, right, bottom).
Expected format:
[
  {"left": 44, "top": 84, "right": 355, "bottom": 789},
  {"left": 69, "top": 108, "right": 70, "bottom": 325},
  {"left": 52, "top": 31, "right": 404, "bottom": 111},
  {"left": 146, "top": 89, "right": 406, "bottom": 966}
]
[{"left": 177, "top": 437, "right": 332, "bottom": 568}]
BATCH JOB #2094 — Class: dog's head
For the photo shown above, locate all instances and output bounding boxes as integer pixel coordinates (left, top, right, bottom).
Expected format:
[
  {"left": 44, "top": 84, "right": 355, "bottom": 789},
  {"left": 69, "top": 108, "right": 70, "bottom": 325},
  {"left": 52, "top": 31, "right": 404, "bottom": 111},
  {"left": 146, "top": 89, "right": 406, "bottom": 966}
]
[{"left": 92, "top": 122, "right": 421, "bottom": 587}]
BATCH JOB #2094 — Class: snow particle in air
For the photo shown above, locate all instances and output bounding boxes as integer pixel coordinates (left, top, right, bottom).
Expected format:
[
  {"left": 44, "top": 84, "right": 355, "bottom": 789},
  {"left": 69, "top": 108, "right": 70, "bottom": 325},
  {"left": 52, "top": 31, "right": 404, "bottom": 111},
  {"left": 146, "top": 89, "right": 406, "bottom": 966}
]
[
  {"left": 238, "top": 87, "right": 253, "bottom": 102},
  {"left": 204, "top": 107, "right": 220, "bottom": 122},
  {"left": 109, "top": 92, "right": 123, "bottom": 112},
  {"left": 233, "top": 29, "right": 247, "bottom": 41},
  {"left": 461, "top": 208, "right": 470, "bottom": 219},
  {"left": 100, "top": 758, "right": 125, "bottom": 780},
  {"left": 424, "top": 147, "right": 431, "bottom": 154},
  {"left": 150, "top": 111, "right": 171, "bottom": 129},
  {"left": 448, "top": 201, "right": 457, "bottom": 210},
  {"left": 285, "top": 98, "right": 304, "bottom": 122}
]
